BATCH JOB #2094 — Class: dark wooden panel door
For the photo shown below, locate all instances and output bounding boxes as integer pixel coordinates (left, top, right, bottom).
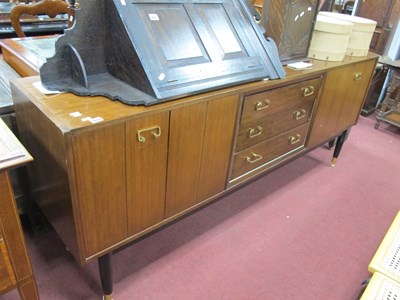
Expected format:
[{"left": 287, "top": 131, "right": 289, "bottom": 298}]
[
  {"left": 116, "top": 0, "right": 275, "bottom": 99},
  {"left": 356, "top": 0, "right": 400, "bottom": 54},
  {"left": 262, "top": 0, "right": 320, "bottom": 64}
]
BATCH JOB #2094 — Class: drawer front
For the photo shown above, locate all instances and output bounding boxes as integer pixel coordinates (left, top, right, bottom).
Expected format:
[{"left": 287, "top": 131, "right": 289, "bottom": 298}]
[
  {"left": 236, "top": 98, "right": 315, "bottom": 151},
  {"left": 231, "top": 123, "right": 309, "bottom": 179},
  {"left": 241, "top": 77, "right": 322, "bottom": 125},
  {"left": 0, "top": 237, "right": 16, "bottom": 293}
]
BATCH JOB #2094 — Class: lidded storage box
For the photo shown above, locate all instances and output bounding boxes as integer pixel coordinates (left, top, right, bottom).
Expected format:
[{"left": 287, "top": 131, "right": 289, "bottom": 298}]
[
  {"left": 319, "top": 12, "right": 377, "bottom": 57},
  {"left": 308, "top": 14, "right": 353, "bottom": 61}
]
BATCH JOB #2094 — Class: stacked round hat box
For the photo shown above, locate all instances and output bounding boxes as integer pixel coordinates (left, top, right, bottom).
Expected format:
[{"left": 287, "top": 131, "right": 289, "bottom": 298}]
[{"left": 308, "top": 12, "right": 377, "bottom": 62}]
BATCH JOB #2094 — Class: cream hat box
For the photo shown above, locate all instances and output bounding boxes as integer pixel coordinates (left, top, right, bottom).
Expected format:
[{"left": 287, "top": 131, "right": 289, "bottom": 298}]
[
  {"left": 319, "top": 12, "right": 377, "bottom": 56},
  {"left": 308, "top": 14, "right": 353, "bottom": 61}
]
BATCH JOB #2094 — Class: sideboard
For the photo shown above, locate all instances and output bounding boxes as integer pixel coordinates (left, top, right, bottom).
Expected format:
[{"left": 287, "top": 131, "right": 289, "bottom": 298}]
[{"left": 11, "top": 54, "right": 377, "bottom": 299}]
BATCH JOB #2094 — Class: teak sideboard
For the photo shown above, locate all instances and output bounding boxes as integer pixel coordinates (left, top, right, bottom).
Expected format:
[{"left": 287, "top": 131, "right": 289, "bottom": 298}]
[{"left": 11, "top": 54, "right": 377, "bottom": 298}]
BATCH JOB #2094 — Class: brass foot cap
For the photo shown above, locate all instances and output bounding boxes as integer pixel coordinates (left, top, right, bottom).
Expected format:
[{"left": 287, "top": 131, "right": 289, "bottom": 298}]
[
  {"left": 331, "top": 157, "right": 337, "bottom": 167},
  {"left": 103, "top": 294, "right": 113, "bottom": 300}
]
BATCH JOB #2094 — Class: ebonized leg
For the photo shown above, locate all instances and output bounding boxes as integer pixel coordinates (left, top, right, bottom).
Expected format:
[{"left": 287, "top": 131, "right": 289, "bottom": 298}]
[
  {"left": 98, "top": 253, "right": 113, "bottom": 300},
  {"left": 331, "top": 130, "right": 348, "bottom": 167}
]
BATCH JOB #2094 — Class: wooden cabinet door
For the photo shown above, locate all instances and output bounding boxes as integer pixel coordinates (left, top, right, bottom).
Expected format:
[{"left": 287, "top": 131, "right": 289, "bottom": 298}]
[
  {"left": 165, "top": 103, "right": 207, "bottom": 217},
  {"left": 307, "top": 59, "right": 376, "bottom": 147},
  {"left": 126, "top": 112, "right": 169, "bottom": 235},
  {"left": 197, "top": 95, "right": 239, "bottom": 202},
  {"left": 165, "top": 96, "right": 238, "bottom": 217},
  {"left": 72, "top": 124, "right": 127, "bottom": 257}
]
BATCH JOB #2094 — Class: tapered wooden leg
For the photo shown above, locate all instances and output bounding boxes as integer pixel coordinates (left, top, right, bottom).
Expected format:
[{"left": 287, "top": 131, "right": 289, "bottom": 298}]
[
  {"left": 98, "top": 253, "right": 113, "bottom": 300},
  {"left": 331, "top": 130, "right": 348, "bottom": 167}
]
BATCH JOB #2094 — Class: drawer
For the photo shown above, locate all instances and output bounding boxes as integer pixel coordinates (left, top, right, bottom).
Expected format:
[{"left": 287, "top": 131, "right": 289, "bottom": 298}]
[
  {"left": 231, "top": 123, "right": 309, "bottom": 179},
  {"left": 236, "top": 98, "right": 315, "bottom": 151},
  {"left": 241, "top": 76, "right": 322, "bottom": 125},
  {"left": 0, "top": 237, "right": 16, "bottom": 293}
]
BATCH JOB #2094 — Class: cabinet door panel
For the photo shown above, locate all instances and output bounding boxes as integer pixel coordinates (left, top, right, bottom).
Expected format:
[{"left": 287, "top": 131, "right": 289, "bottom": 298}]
[
  {"left": 0, "top": 237, "right": 16, "bottom": 293},
  {"left": 72, "top": 124, "right": 127, "bottom": 256},
  {"left": 307, "top": 59, "right": 376, "bottom": 147},
  {"left": 197, "top": 95, "right": 238, "bottom": 202},
  {"left": 166, "top": 103, "right": 207, "bottom": 217},
  {"left": 126, "top": 113, "right": 169, "bottom": 235}
]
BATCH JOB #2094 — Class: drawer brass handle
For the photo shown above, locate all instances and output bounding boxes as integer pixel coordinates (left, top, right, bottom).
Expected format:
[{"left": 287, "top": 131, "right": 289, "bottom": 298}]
[
  {"left": 248, "top": 126, "right": 263, "bottom": 138},
  {"left": 354, "top": 73, "right": 363, "bottom": 81},
  {"left": 293, "top": 109, "right": 306, "bottom": 120},
  {"left": 301, "top": 86, "right": 314, "bottom": 97},
  {"left": 288, "top": 134, "right": 301, "bottom": 145},
  {"left": 245, "top": 152, "right": 263, "bottom": 164},
  {"left": 255, "top": 99, "right": 270, "bottom": 111},
  {"left": 137, "top": 126, "right": 161, "bottom": 143}
]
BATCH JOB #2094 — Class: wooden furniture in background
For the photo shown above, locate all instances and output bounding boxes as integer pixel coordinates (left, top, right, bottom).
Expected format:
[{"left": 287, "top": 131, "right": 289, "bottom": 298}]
[
  {"left": 0, "top": 58, "right": 20, "bottom": 116},
  {"left": 261, "top": 0, "right": 320, "bottom": 64},
  {"left": 319, "top": 0, "right": 334, "bottom": 11},
  {"left": 361, "top": 64, "right": 389, "bottom": 116},
  {"left": 0, "top": 118, "right": 37, "bottom": 300},
  {"left": 0, "top": 35, "right": 57, "bottom": 77},
  {"left": 0, "top": 2, "right": 68, "bottom": 38},
  {"left": 10, "top": 53, "right": 377, "bottom": 298},
  {"left": 10, "top": 0, "right": 73, "bottom": 37},
  {"left": 355, "top": 0, "right": 400, "bottom": 55},
  {"left": 375, "top": 66, "right": 400, "bottom": 129}
]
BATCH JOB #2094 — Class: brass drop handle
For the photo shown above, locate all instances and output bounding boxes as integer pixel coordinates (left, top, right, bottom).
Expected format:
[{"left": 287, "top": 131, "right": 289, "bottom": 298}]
[
  {"left": 301, "top": 86, "right": 314, "bottom": 97},
  {"left": 137, "top": 126, "right": 161, "bottom": 143},
  {"left": 293, "top": 109, "right": 306, "bottom": 120},
  {"left": 255, "top": 99, "right": 270, "bottom": 111},
  {"left": 245, "top": 153, "right": 263, "bottom": 164},
  {"left": 288, "top": 134, "right": 301, "bottom": 145},
  {"left": 248, "top": 126, "right": 263, "bottom": 138},
  {"left": 354, "top": 73, "right": 363, "bottom": 81}
]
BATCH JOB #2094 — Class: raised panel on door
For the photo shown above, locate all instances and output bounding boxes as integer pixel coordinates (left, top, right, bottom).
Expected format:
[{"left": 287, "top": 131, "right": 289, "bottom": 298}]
[
  {"left": 197, "top": 95, "right": 239, "bottom": 202},
  {"left": 262, "top": 0, "right": 320, "bottom": 63},
  {"left": 126, "top": 112, "right": 169, "bottom": 235},
  {"left": 166, "top": 102, "right": 207, "bottom": 217},
  {"left": 116, "top": 0, "right": 276, "bottom": 99},
  {"left": 72, "top": 124, "right": 127, "bottom": 257},
  {"left": 307, "top": 59, "right": 377, "bottom": 147}
]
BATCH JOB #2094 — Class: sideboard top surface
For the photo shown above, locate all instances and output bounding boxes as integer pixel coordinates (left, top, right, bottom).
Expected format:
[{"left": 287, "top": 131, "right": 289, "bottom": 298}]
[{"left": 12, "top": 54, "right": 378, "bottom": 134}]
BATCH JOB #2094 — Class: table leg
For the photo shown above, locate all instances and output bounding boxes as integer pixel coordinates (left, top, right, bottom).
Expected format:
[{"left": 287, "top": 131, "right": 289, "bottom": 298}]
[
  {"left": 98, "top": 253, "right": 113, "bottom": 300},
  {"left": 331, "top": 130, "right": 348, "bottom": 167}
]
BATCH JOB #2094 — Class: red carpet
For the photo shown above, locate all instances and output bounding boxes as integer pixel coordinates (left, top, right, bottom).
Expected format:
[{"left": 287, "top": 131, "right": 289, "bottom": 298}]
[{"left": 3, "top": 114, "right": 400, "bottom": 300}]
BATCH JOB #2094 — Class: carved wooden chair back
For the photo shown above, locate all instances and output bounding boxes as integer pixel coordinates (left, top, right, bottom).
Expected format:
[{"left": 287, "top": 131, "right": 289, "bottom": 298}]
[{"left": 10, "top": 0, "right": 72, "bottom": 37}]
